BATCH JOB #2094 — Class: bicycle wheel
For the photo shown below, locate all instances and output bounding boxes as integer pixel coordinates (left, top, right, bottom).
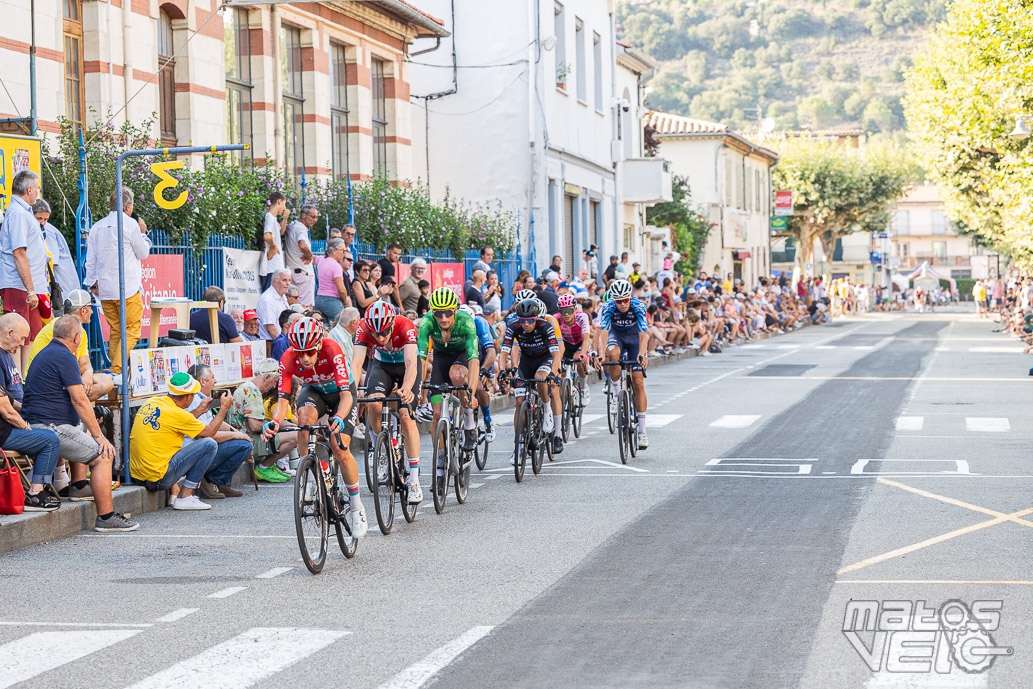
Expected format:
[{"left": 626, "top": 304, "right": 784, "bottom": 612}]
[
  {"left": 329, "top": 460, "right": 357, "bottom": 559},
  {"left": 617, "top": 391, "right": 630, "bottom": 465},
  {"left": 572, "top": 382, "right": 584, "bottom": 439},
  {"left": 398, "top": 443, "right": 418, "bottom": 524},
  {"left": 474, "top": 416, "right": 489, "bottom": 471},
  {"left": 628, "top": 389, "right": 640, "bottom": 459},
  {"left": 560, "top": 378, "right": 572, "bottom": 442},
  {"left": 371, "top": 433, "right": 395, "bottom": 535},
  {"left": 363, "top": 428, "right": 374, "bottom": 492},
  {"left": 513, "top": 400, "right": 529, "bottom": 482},
  {"left": 531, "top": 405, "right": 545, "bottom": 475},
  {"left": 294, "top": 455, "right": 328, "bottom": 574},
  {"left": 606, "top": 384, "right": 617, "bottom": 434},
  {"left": 431, "top": 417, "right": 451, "bottom": 513},
  {"left": 455, "top": 443, "right": 471, "bottom": 503}
]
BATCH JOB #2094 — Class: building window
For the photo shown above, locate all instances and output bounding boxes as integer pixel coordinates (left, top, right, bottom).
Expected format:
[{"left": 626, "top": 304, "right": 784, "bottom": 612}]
[
  {"left": 63, "top": 0, "right": 84, "bottom": 129},
  {"left": 932, "top": 210, "right": 947, "bottom": 235},
  {"left": 554, "top": 3, "right": 566, "bottom": 85},
  {"left": 157, "top": 11, "right": 177, "bottom": 144},
  {"left": 623, "top": 224, "right": 633, "bottom": 251},
  {"left": 894, "top": 210, "right": 909, "bottom": 236},
  {"left": 281, "top": 25, "right": 305, "bottom": 179},
  {"left": 575, "top": 18, "right": 586, "bottom": 103},
  {"left": 371, "top": 58, "right": 388, "bottom": 177},
  {"left": 224, "top": 8, "right": 252, "bottom": 164},
  {"left": 330, "top": 43, "right": 350, "bottom": 179},
  {"left": 933, "top": 241, "right": 947, "bottom": 259},
  {"left": 593, "top": 32, "right": 602, "bottom": 112}
]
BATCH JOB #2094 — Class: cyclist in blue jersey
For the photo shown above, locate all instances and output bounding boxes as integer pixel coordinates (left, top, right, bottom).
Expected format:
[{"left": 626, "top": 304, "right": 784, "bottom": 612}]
[
  {"left": 459, "top": 305, "right": 497, "bottom": 441},
  {"left": 596, "top": 279, "right": 650, "bottom": 449}
]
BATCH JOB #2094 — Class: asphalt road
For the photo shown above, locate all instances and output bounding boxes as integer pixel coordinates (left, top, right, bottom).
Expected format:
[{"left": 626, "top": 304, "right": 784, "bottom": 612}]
[{"left": 2, "top": 309, "right": 1032, "bottom": 689}]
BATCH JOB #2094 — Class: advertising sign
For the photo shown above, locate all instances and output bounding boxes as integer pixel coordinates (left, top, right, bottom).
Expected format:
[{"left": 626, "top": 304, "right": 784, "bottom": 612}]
[
  {"left": 774, "top": 190, "right": 794, "bottom": 217},
  {"left": 98, "top": 254, "right": 185, "bottom": 340},
  {"left": 223, "top": 247, "right": 262, "bottom": 312},
  {"left": 0, "top": 134, "right": 42, "bottom": 217},
  {"left": 429, "top": 263, "right": 465, "bottom": 303}
]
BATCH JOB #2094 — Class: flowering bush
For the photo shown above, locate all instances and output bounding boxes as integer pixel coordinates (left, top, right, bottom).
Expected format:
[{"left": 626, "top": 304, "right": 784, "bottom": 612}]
[{"left": 43, "top": 117, "right": 517, "bottom": 255}]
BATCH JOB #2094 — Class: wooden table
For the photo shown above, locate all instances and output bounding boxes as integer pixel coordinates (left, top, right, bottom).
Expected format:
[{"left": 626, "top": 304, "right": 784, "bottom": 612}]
[{"left": 148, "top": 299, "right": 221, "bottom": 347}]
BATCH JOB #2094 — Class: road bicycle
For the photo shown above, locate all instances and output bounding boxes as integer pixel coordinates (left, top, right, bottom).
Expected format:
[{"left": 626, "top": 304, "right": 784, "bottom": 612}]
[
  {"left": 505, "top": 371, "right": 558, "bottom": 482},
  {"left": 601, "top": 359, "right": 641, "bottom": 465},
  {"left": 426, "top": 383, "right": 473, "bottom": 513},
  {"left": 356, "top": 395, "right": 418, "bottom": 535},
  {"left": 473, "top": 406, "right": 490, "bottom": 471},
  {"left": 559, "top": 356, "right": 587, "bottom": 441},
  {"left": 287, "top": 424, "right": 357, "bottom": 575}
]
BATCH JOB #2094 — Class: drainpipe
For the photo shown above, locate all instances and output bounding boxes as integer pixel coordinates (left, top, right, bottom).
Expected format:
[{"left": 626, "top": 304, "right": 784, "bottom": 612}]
[
  {"left": 271, "top": 5, "right": 283, "bottom": 167},
  {"left": 526, "top": 0, "right": 539, "bottom": 271},
  {"left": 121, "top": 0, "right": 133, "bottom": 124},
  {"left": 106, "top": 0, "right": 115, "bottom": 114},
  {"left": 29, "top": 0, "right": 37, "bottom": 135},
  {"left": 609, "top": 2, "right": 618, "bottom": 265}
]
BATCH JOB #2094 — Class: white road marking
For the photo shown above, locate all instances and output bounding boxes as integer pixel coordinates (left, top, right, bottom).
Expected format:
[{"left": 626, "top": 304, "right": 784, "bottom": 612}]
[
  {"left": 482, "top": 474, "right": 502, "bottom": 480},
  {"left": 207, "top": 586, "right": 248, "bottom": 599},
  {"left": 851, "top": 459, "right": 971, "bottom": 476},
  {"left": 0, "top": 621, "right": 152, "bottom": 628},
  {"left": 546, "top": 458, "right": 648, "bottom": 473},
  {"left": 864, "top": 670, "right": 986, "bottom": 687},
  {"left": 853, "top": 345, "right": 875, "bottom": 350},
  {"left": 935, "top": 346, "right": 951, "bottom": 352},
  {"left": 0, "top": 629, "right": 142, "bottom": 688},
  {"left": 646, "top": 414, "right": 683, "bottom": 427},
  {"left": 966, "top": 417, "right": 1010, "bottom": 432},
  {"left": 815, "top": 345, "right": 836, "bottom": 350},
  {"left": 155, "top": 608, "right": 198, "bottom": 623},
  {"left": 579, "top": 414, "right": 603, "bottom": 424},
  {"left": 776, "top": 344, "right": 801, "bottom": 349},
  {"left": 255, "top": 567, "right": 293, "bottom": 579},
  {"left": 969, "top": 346, "right": 1025, "bottom": 353},
  {"left": 709, "top": 414, "right": 761, "bottom": 429},
  {"left": 703, "top": 457, "right": 815, "bottom": 475},
  {"left": 376, "top": 626, "right": 494, "bottom": 689},
  {"left": 123, "top": 627, "right": 350, "bottom": 689},
  {"left": 470, "top": 483, "right": 484, "bottom": 489},
  {"left": 895, "top": 416, "right": 924, "bottom": 431}
]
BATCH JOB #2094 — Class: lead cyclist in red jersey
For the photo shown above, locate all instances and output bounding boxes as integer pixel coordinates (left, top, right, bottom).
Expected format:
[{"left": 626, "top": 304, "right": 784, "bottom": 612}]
[{"left": 264, "top": 316, "right": 368, "bottom": 538}]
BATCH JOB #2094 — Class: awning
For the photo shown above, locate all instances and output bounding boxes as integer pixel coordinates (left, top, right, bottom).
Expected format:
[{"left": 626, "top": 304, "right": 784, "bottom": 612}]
[{"left": 733, "top": 250, "right": 751, "bottom": 259}]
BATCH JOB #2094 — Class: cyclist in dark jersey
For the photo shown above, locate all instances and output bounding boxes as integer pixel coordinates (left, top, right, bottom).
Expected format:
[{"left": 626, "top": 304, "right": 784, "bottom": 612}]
[
  {"left": 351, "top": 301, "right": 423, "bottom": 504},
  {"left": 459, "top": 305, "right": 498, "bottom": 442},
  {"left": 417, "top": 288, "right": 481, "bottom": 452},
  {"left": 264, "top": 317, "right": 367, "bottom": 538}
]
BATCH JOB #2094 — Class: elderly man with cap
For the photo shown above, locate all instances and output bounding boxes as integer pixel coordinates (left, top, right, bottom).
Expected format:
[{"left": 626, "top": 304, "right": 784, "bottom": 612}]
[
  {"left": 240, "top": 309, "right": 262, "bottom": 341},
  {"left": 129, "top": 371, "right": 230, "bottom": 511},
  {"left": 26, "top": 289, "right": 114, "bottom": 402},
  {"left": 227, "top": 357, "right": 298, "bottom": 483}
]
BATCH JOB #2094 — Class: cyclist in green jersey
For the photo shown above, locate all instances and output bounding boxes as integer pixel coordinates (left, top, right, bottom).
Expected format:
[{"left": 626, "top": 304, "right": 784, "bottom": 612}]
[{"left": 418, "top": 288, "right": 481, "bottom": 452}]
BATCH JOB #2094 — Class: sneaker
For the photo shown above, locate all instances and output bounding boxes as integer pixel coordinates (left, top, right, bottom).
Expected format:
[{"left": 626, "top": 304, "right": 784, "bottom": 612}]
[
  {"left": 510, "top": 450, "right": 519, "bottom": 466},
  {"left": 216, "top": 484, "right": 243, "bottom": 497},
  {"left": 700, "top": 350, "right": 712, "bottom": 357},
  {"left": 197, "top": 479, "right": 225, "bottom": 500},
  {"left": 581, "top": 386, "right": 591, "bottom": 406},
  {"left": 462, "top": 429, "right": 477, "bottom": 452},
  {"left": 543, "top": 414, "right": 554, "bottom": 433},
  {"left": 275, "top": 458, "right": 297, "bottom": 477},
  {"left": 95, "top": 512, "right": 140, "bottom": 532},
  {"left": 551, "top": 435, "right": 564, "bottom": 455},
  {"left": 608, "top": 394, "right": 619, "bottom": 415},
  {"left": 405, "top": 476, "right": 423, "bottom": 504},
  {"left": 638, "top": 430, "right": 649, "bottom": 450},
  {"left": 172, "top": 494, "right": 212, "bottom": 511},
  {"left": 485, "top": 422, "right": 496, "bottom": 442},
  {"left": 24, "top": 490, "right": 60, "bottom": 512},
  {"left": 254, "top": 465, "right": 291, "bottom": 483},
  {"left": 348, "top": 508, "right": 369, "bottom": 538},
  {"left": 59, "top": 482, "right": 94, "bottom": 502},
  {"left": 603, "top": 379, "right": 612, "bottom": 396}
]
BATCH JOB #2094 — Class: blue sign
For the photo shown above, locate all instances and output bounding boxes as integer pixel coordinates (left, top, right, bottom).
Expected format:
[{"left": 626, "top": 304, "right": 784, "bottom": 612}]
[{"left": 870, "top": 250, "right": 883, "bottom": 265}]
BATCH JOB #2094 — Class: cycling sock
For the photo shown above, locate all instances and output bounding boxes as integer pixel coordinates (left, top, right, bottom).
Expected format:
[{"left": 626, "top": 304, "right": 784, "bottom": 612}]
[
  {"left": 603, "top": 370, "right": 611, "bottom": 383},
  {"left": 346, "top": 483, "right": 362, "bottom": 510},
  {"left": 463, "top": 407, "right": 476, "bottom": 430},
  {"left": 430, "top": 394, "right": 442, "bottom": 405},
  {"left": 480, "top": 405, "right": 492, "bottom": 424},
  {"left": 553, "top": 415, "right": 562, "bottom": 438},
  {"left": 407, "top": 457, "right": 419, "bottom": 480},
  {"left": 637, "top": 413, "right": 646, "bottom": 434}
]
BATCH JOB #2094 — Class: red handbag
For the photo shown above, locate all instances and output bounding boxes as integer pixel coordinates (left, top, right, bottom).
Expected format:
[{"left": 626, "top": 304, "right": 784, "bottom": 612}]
[{"left": 0, "top": 449, "right": 25, "bottom": 515}]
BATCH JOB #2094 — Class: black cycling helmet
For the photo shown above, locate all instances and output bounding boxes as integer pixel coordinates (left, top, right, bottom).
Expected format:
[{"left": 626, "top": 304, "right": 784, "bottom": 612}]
[{"left": 514, "top": 298, "right": 539, "bottom": 319}]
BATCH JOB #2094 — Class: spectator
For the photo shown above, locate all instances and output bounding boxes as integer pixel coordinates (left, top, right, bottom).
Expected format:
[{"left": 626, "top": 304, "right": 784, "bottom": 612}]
[
  {"left": 377, "top": 276, "right": 398, "bottom": 307},
  {"left": 473, "top": 247, "right": 493, "bottom": 274},
  {"left": 257, "top": 270, "right": 291, "bottom": 340},
  {"left": 537, "top": 272, "right": 561, "bottom": 314},
  {"left": 22, "top": 315, "right": 138, "bottom": 529},
  {"left": 465, "top": 269, "right": 487, "bottom": 309},
  {"left": 130, "top": 371, "right": 230, "bottom": 510},
  {"left": 184, "top": 363, "right": 253, "bottom": 500},
  {"left": 416, "top": 280, "right": 431, "bottom": 317},
  {"left": 26, "top": 289, "right": 114, "bottom": 402},
  {"left": 230, "top": 309, "right": 245, "bottom": 332},
  {"left": 398, "top": 258, "right": 426, "bottom": 313},
  {"left": 484, "top": 270, "right": 503, "bottom": 311},
  {"left": 629, "top": 262, "right": 642, "bottom": 286},
  {"left": 286, "top": 284, "right": 300, "bottom": 308},
  {"left": 314, "top": 238, "right": 352, "bottom": 323},
  {"left": 0, "top": 371, "right": 61, "bottom": 512},
  {"left": 377, "top": 244, "right": 402, "bottom": 308},
  {"left": 284, "top": 203, "right": 317, "bottom": 308},
  {"left": 327, "top": 306, "right": 360, "bottom": 357},
  {"left": 342, "top": 224, "right": 358, "bottom": 256},
  {"left": 258, "top": 192, "right": 288, "bottom": 293},
  {"left": 342, "top": 249, "right": 356, "bottom": 283},
  {"left": 0, "top": 314, "right": 28, "bottom": 413},
  {"left": 615, "top": 252, "right": 631, "bottom": 279},
  {"left": 271, "top": 310, "right": 301, "bottom": 361},
  {"left": 227, "top": 358, "right": 298, "bottom": 483},
  {"left": 1, "top": 171, "right": 48, "bottom": 366},
  {"left": 84, "top": 186, "right": 151, "bottom": 377},
  {"left": 547, "top": 255, "right": 563, "bottom": 278},
  {"left": 511, "top": 270, "right": 531, "bottom": 298},
  {"left": 240, "top": 309, "right": 261, "bottom": 341},
  {"left": 602, "top": 254, "right": 619, "bottom": 284},
  {"left": 32, "top": 199, "right": 79, "bottom": 314},
  {"left": 583, "top": 246, "right": 600, "bottom": 280},
  {"left": 189, "top": 286, "right": 242, "bottom": 344},
  {"left": 569, "top": 269, "right": 590, "bottom": 299},
  {"left": 351, "top": 260, "right": 377, "bottom": 316},
  {"left": 328, "top": 227, "right": 343, "bottom": 240}
]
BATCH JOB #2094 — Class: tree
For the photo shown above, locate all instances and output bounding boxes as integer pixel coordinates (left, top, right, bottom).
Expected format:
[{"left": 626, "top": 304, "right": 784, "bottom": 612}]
[
  {"left": 905, "top": 0, "right": 1033, "bottom": 263},
  {"left": 772, "top": 139, "right": 918, "bottom": 276},
  {"left": 645, "top": 175, "right": 711, "bottom": 276},
  {"left": 798, "top": 96, "right": 836, "bottom": 127},
  {"left": 862, "top": 100, "right": 894, "bottom": 131}
]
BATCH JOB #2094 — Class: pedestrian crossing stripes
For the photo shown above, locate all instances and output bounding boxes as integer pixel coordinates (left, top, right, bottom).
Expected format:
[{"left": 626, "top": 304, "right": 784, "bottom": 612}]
[
  {"left": 0, "top": 629, "right": 143, "bottom": 689},
  {"left": 966, "top": 417, "right": 1010, "bottom": 432},
  {"left": 895, "top": 416, "right": 924, "bottom": 431},
  {"left": 895, "top": 416, "right": 1012, "bottom": 433},
  {"left": 709, "top": 415, "right": 761, "bottom": 429}
]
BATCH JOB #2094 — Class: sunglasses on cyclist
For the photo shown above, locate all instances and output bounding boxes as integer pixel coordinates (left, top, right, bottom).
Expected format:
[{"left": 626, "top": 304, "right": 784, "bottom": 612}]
[
  {"left": 433, "top": 309, "right": 456, "bottom": 319},
  {"left": 295, "top": 347, "right": 319, "bottom": 355},
  {"left": 559, "top": 307, "right": 575, "bottom": 316},
  {"left": 517, "top": 316, "right": 537, "bottom": 324},
  {"left": 614, "top": 298, "right": 631, "bottom": 305}
]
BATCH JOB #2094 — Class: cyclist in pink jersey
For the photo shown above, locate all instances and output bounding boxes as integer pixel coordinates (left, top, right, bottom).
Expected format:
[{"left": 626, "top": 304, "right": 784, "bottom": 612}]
[{"left": 556, "top": 294, "right": 592, "bottom": 404}]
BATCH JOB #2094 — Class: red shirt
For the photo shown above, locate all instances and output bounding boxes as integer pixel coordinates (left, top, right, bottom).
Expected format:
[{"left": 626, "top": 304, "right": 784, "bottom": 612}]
[
  {"left": 278, "top": 338, "right": 350, "bottom": 398},
  {"left": 354, "top": 316, "right": 418, "bottom": 364}
]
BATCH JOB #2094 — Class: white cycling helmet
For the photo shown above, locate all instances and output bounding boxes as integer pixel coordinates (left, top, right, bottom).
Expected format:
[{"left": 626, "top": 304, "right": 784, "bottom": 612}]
[
  {"left": 458, "top": 304, "right": 475, "bottom": 316},
  {"left": 609, "top": 279, "right": 633, "bottom": 299},
  {"left": 534, "top": 298, "right": 547, "bottom": 316},
  {"left": 515, "top": 289, "right": 536, "bottom": 301}
]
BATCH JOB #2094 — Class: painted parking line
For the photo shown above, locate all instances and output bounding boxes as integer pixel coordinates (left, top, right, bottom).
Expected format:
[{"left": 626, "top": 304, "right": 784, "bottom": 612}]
[
  {"left": 376, "top": 626, "right": 494, "bottom": 689},
  {"left": 965, "top": 417, "right": 1010, "bottom": 432},
  {"left": 0, "top": 629, "right": 143, "bottom": 689},
  {"left": 207, "top": 586, "right": 248, "bottom": 599},
  {"left": 709, "top": 414, "right": 761, "bottom": 429},
  {"left": 645, "top": 414, "right": 682, "bottom": 428},
  {"left": 895, "top": 416, "right": 924, "bottom": 431}
]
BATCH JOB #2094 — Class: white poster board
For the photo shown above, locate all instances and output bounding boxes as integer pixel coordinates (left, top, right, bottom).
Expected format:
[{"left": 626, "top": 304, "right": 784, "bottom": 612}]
[
  {"left": 130, "top": 341, "right": 267, "bottom": 399},
  {"left": 223, "top": 247, "right": 262, "bottom": 313}
]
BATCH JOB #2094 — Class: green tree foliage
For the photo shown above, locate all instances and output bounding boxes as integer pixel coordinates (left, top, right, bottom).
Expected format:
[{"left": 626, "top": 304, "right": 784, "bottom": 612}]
[
  {"left": 767, "top": 8, "right": 819, "bottom": 39},
  {"left": 905, "top": 0, "right": 1033, "bottom": 262},
  {"left": 772, "top": 139, "right": 919, "bottom": 273},
  {"left": 645, "top": 175, "right": 711, "bottom": 275}
]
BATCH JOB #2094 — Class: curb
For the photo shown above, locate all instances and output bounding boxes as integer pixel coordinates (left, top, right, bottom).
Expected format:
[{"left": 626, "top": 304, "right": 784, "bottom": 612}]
[{"left": 0, "top": 324, "right": 803, "bottom": 553}]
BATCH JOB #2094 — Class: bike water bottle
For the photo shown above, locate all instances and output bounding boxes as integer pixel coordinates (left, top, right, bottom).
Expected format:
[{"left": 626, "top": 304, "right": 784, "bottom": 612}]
[{"left": 320, "top": 460, "right": 333, "bottom": 493}]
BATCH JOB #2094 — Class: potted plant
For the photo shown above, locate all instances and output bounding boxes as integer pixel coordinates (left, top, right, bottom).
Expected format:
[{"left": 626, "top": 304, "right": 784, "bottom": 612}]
[{"left": 556, "top": 62, "right": 570, "bottom": 91}]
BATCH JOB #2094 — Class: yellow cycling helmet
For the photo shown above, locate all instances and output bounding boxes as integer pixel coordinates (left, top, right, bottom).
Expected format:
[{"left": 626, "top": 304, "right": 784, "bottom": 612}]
[{"left": 429, "top": 287, "right": 460, "bottom": 311}]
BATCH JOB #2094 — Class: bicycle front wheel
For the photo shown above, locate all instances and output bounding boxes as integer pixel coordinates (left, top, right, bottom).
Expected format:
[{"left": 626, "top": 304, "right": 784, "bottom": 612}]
[
  {"left": 372, "top": 433, "right": 395, "bottom": 535},
  {"left": 617, "top": 391, "right": 630, "bottom": 465},
  {"left": 513, "top": 400, "right": 529, "bottom": 483},
  {"left": 572, "top": 382, "right": 584, "bottom": 439},
  {"left": 560, "top": 378, "right": 572, "bottom": 442},
  {"left": 294, "top": 455, "right": 328, "bottom": 574},
  {"left": 432, "top": 417, "right": 451, "bottom": 513},
  {"left": 329, "top": 461, "right": 357, "bottom": 559},
  {"left": 628, "top": 390, "right": 640, "bottom": 459},
  {"left": 607, "top": 385, "right": 617, "bottom": 434}
]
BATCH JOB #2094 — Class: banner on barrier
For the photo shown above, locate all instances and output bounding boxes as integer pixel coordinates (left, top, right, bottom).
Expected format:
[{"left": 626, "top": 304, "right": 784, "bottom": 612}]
[{"left": 223, "top": 247, "right": 262, "bottom": 312}]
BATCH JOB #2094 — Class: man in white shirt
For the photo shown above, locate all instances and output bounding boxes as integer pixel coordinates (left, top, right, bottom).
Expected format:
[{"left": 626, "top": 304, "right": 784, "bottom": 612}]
[
  {"left": 258, "top": 192, "right": 288, "bottom": 293},
  {"left": 257, "top": 270, "right": 291, "bottom": 340},
  {"left": 284, "top": 203, "right": 317, "bottom": 309},
  {"left": 84, "top": 187, "right": 152, "bottom": 376},
  {"left": 615, "top": 252, "right": 631, "bottom": 278}
]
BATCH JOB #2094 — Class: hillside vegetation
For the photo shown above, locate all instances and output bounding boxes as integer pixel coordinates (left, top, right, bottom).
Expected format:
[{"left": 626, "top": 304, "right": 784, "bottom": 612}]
[{"left": 617, "top": 0, "right": 944, "bottom": 132}]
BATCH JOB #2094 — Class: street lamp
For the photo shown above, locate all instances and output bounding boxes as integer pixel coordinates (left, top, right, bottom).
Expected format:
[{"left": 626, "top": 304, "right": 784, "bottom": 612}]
[{"left": 1010, "top": 116, "right": 1030, "bottom": 140}]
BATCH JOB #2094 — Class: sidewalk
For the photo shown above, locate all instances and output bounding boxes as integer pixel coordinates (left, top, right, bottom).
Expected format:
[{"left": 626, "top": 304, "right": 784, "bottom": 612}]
[{"left": 0, "top": 326, "right": 796, "bottom": 553}]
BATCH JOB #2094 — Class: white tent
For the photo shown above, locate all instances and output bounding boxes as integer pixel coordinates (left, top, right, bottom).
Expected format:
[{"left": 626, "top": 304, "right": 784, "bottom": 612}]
[{"left": 902, "top": 261, "right": 957, "bottom": 297}]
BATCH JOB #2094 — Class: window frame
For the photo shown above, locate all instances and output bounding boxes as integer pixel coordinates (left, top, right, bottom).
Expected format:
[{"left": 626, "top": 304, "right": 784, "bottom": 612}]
[
  {"left": 592, "top": 31, "right": 602, "bottom": 113},
  {"left": 330, "top": 42, "right": 351, "bottom": 180},
  {"left": 574, "top": 17, "right": 586, "bottom": 104},
  {"left": 224, "top": 7, "right": 254, "bottom": 164},
  {"left": 370, "top": 57, "right": 388, "bottom": 178},
  {"left": 281, "top": 25, "right": 305, "bottom": 180},
  {"left": 157, "top": 10, "right": 177, "bottom": 144},
  {"left": 62, "top": 0, "right": 84, "bottom": 129}
]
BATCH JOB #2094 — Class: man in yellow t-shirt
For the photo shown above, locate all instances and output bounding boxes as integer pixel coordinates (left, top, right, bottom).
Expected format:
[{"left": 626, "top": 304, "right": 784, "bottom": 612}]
[
  {"left": 130, "top": 371, "right": 229, "bottom": 510},
  {"left": 25, "top": 289, "right": 113, "bottom": 401}
]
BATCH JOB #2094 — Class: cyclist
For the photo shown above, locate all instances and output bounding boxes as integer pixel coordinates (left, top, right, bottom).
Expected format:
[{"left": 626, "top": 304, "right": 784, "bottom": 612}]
[
  {"left": 417, "top": 288, "right": 481, "bottom": 453},
  {"left": 459, "top": 304, "right": 498, "bottom": 442},
  {"left": 557, "top": 294, "right": 592, "bottom": 404},
  {"left": 597, "top": 279, "right": 650, "bottom": 449},
  {"left": 498, "top": 298, "right": 563, "bottom": 458},
  {"left": 264, "top": 317, "right": 368, "bottom": 538},
  {"left": 351, "top": 301, "right": 423, "bottom": 504}
]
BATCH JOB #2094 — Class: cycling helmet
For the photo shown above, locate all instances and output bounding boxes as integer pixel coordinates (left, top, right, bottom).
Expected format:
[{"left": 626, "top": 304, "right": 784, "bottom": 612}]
[
  {"left": 515, "top": 289, "right": 536, "bottom": 301},
  {"left": 533, "top": 298, "right": 547, "bottom": 316},
  {"left": 429, "top": 287, "right": 460, "bottom": 311},
  {"left": 609, "top": 279, "right": 633, "bottom": 299},
  {"left": 557, "top": 294, "right": 575, "bottom": 309},
  {"left": 287, "top": 316, "right": 323, "bottom": 351},
  {"left": 458, "top": 304, "right": 475, "bottom": 316},
  {"left": 514, "top": 298, "right": 539, "bottom": 319},
  {"left": 364, "top": 300, "right": 395, "bottom": 334}
]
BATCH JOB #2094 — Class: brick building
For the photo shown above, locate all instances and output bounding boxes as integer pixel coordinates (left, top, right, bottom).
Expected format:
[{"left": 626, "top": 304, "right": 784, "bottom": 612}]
[{"left": 1, "top": 0, "right": 447, "bottom": 181}]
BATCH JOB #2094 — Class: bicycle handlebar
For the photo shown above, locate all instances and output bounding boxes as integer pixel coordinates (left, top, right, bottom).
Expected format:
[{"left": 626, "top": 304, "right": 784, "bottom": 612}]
[
  {"left": 424, "top": 383, "right": 471, "bottom": 393},
  {"left": 355, "top": 396, "right": 405, "bottom": 405}
]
